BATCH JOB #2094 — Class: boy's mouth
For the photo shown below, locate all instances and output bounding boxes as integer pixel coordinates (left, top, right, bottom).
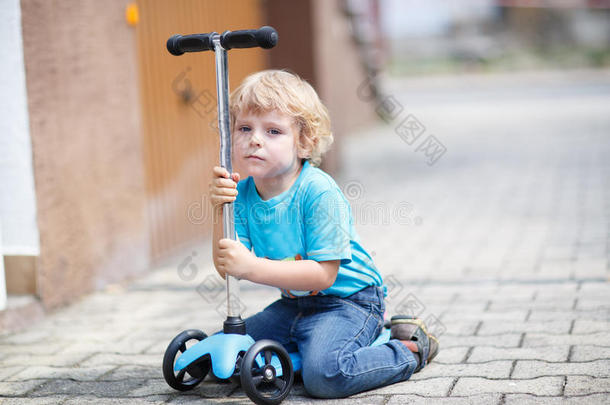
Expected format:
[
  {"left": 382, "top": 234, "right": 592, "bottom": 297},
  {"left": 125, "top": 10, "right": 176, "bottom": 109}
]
[{"left": 246, "top": 155, "right": 264, "bottom": 161}]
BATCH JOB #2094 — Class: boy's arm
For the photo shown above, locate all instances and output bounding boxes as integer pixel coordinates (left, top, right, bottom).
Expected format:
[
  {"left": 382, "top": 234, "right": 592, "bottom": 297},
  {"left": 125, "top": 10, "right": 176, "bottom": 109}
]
[
  {"left": 216, "top": 237, "right": 339, "bottom": 290},
  {"left": 247, "top": 257, "right": 340, "bottom": 291}
]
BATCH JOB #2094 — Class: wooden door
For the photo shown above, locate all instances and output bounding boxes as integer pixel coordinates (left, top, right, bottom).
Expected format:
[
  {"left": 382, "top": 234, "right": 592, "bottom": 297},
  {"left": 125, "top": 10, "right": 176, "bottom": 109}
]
[{"left": 135, "top": 0, "right": 268, "bottom": 261}]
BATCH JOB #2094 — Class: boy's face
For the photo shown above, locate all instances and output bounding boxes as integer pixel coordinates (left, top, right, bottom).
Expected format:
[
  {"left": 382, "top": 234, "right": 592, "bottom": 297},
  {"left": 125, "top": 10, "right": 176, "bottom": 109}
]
[{"left": 233, "top": 109, "right": 302, "bottom": 181}]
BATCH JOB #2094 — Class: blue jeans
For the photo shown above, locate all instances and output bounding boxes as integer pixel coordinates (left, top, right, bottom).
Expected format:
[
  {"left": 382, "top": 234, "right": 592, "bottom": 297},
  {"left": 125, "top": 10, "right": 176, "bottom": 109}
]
[{"left": 244, "top": 286, "right": 418, "bottom": 398}]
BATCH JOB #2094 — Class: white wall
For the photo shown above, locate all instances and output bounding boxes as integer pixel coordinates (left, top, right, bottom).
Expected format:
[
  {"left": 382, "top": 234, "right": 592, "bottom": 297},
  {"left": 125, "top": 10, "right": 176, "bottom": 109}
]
[
  {"left": 0, "top": 221, "right": 5, "bottom": 310},
  {"left": 0, "top": 0, "right": 40, "bottom": 260}
]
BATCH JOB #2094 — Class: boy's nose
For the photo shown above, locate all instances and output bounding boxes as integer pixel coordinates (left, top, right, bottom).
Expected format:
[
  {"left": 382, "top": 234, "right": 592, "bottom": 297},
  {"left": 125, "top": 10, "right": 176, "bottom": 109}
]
[{"left": 250, "top": 131, "right": 264, "bottom": 147}]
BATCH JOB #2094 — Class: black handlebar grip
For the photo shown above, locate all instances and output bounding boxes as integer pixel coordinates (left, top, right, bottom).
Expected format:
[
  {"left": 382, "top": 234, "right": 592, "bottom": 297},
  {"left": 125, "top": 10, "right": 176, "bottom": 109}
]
[
  {"left": 166, "top": 32, "right": 216, "bottom": 56},
  {"left": 220, "top": 26, "right": 278, "bottom": 50}
]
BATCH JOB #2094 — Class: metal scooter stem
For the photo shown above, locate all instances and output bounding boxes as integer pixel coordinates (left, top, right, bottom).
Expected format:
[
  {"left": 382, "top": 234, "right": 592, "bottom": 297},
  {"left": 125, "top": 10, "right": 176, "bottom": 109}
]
[
  {"left": 213, "top": 37, "right": 245, "bottom": 334},
  {"left": 167, "top": 27, "right": 277, "bottom": 335}
]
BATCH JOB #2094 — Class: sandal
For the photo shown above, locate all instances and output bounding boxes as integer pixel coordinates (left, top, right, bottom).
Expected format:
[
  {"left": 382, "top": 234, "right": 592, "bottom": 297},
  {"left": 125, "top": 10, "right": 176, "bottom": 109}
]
[{"left": 390, "top": 315, "right": 439, "bottom": 372}]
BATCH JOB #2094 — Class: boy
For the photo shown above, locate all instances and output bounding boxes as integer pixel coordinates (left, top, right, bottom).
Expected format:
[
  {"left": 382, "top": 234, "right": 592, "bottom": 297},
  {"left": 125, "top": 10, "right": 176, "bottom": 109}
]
[{"left": 209, "top": 70, "right": 438, "bottom": 398}]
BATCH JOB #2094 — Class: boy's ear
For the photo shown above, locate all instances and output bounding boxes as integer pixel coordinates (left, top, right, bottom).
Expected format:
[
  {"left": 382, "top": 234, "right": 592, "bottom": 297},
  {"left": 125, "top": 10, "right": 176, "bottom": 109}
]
[
  {"left": 297, "top": 141, "right": 312, "bottom": 160},
  {"left": 297, "top": 126, "right": 318, "bottom": 160}
]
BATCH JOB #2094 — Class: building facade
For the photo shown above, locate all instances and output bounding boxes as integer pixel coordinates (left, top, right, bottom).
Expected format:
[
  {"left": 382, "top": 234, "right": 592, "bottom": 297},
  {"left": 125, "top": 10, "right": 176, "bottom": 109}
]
[{"left": 0, "top": 0, "right": 378, "bottom": 332}]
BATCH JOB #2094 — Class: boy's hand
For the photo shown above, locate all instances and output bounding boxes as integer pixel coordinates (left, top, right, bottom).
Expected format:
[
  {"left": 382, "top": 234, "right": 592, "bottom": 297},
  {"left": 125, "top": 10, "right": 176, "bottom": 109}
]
[
  {"left": 216, "top": 238, "right": 256, "bottom": 280},
  {"left": 210, "top": 166, "right": 240, "bottom": 208}
]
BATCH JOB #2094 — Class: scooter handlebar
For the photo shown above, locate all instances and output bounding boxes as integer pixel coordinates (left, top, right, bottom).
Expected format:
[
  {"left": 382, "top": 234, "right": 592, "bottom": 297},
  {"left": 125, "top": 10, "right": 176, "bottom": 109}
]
[
  {"left": 166, "top": 33, "right": 216, "bottom": 55},
  {"left": 221, "top": 26, "right": 278, "bottom": 50},
  {"left": 166, "top": 26, "right": 278, "bottom": 56}
]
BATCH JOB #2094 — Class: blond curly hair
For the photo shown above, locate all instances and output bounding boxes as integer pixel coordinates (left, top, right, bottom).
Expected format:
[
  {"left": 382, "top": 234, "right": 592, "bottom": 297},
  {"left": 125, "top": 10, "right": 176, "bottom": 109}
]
[{"left": 229, "top": 70, "right": 333, "bottom": 167}]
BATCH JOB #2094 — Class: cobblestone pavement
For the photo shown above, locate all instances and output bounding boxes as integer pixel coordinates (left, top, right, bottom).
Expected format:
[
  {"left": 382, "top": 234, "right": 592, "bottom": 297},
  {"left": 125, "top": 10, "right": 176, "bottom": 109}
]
[{"left": 1, "top": 69, "right": 609, "bottom": 404}]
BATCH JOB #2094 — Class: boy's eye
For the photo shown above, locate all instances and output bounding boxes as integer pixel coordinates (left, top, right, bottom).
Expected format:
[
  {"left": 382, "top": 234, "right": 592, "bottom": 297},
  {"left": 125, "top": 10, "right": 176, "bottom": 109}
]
[{"left": 235, "top": 125, "right": 281, "bottom": 135}]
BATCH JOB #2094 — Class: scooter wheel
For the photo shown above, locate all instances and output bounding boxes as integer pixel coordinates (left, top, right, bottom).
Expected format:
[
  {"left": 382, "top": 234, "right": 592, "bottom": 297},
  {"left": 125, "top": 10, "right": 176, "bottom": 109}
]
[
  {"left": 240, "top": 340, "right": 293, "bottom": 405},
  {"left": 162, "top": 329, "right": 210, "bottom": 391}
]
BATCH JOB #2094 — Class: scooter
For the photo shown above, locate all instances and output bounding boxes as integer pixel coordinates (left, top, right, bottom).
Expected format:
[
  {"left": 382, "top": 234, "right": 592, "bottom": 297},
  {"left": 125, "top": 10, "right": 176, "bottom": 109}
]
[{"left": 162, "top": 27, "right": 391, "bottom": 405}]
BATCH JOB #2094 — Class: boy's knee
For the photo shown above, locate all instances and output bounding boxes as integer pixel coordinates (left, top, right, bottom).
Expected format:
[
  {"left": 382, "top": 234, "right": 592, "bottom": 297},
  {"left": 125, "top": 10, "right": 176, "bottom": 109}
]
[{"left": 302, "top": 367, "right": 351, "bottom": 399}]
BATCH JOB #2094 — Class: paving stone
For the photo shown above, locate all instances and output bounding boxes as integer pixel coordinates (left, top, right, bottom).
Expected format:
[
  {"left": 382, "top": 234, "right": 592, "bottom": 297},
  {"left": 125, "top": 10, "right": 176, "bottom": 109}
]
[
  {"left": 570, "top": 345, "right": 610, "bottom": 362},
  {"left": 579, "top": 283, "right": 610, "bottom": 297},
  {"left": 489, "top": 300, "right": 575, "bottom": 311},
  {"left": 457, "top": 288, "right": 522, "bottom": 302},
  {"left": 1, "top": 353, "right": 91, "bottom": 368},
  {"left": 167, "top": 393, "right": 239, "bottom": 404},
  {"left": 98, "top": 365, "right": 162, "bottom": 381},
  {"left": 62, "top": 396, "right": 169, "bottom": 404},
  {"left": 451, "top": 376, "right": 564, "bottom": 396},
  {"left": 144, "top": 341, "right": 170, "bottom": 355},
  {"left": 386, "top": 393, "right": 502, "bottom": 404},
  {"left": 6, "top": 365, "right": 115, "bottom": 382},
  {"left": 440, "top": 334, "right": 521, "bottom": 349},
  {"left": 120, "top": 328, "right": 190, "bottom": 342},
  {"left": 0, "top": 329, "right": 53, "bottom": 345},
  {"left": 441, "top": 310, "right": 528, "bottom": 322},
  {"left": 57, "top": 339, "right": 158, "bottom": 355},
  {"left": 79, "top": 353, "right": 161, "bottom": 368},
  {"left": 127, "top": 379, "right": 182, "bottom": 397},
  {"left": 390, "top": 291, "right": 458, "bottom": 306},
  {"left": 354, "top": 377, "right": 454, "bottom": 396},
  {"left": 577, "top": 297, "right": 610, "bottom": 310},
  {"left": 426, "top": 303, "right": 477, "bottom": 318},
  {"left": 198, "top": 380, "right": 243, "bottom": 399},
  {"left": 286, "top": 395, "right": 387, "bottom": 404},
  {"left": 0, "top": 397, "right": 69, "bottom": 404},
  {"left": 29, "top": 379, "right": 147, "bottom": 397},
  {"left": 492, "top": 284, "right": 552, "bottom": 301},
  {"left": 237, "top": 390, "right": 387, "bottom": 404},
  {"left": 52, "top": 331, "right": 132, "bottom": 344},
  {"left": 572, "top": 320, "right": 610, "bottom": 334},
  {"left": 438, "top": 321, "right": 482, "bottom": 337},
  {"left": 528, "top": 309, "right": 609, "bottom": 322},
  {"left": 433, "top": 347, "right": 471, "bottom": 364},
  {"left": 467, "top": 346, "right": 570, "bottom": 363},
  {"left": 512, "top": 359, "right": 610, "bottom": 378},
  {"left": 0, "top": 366, "right": 25, "bottom": 381},
  {"left": 564, "top": 376, "right": 610, "bottom": 396},
  {"left": 537, "top": 261, "right": 574, "bottom": 277},
  {"left": 410, "top": 361, "right": 512, "bottom": 380},
  {"left": 522, "top": 332, "right": 610, "bottom": 347},
  {"left": 0, "top": 342, "right": 67, "bottom": 355},
  {"left": 0, "top": 380, "right": 47, "bottom": 396},
  {"left": 573, "top": 259, "right": 607, "bottom": 278},
  {"left": 477, "top": 321, "right": 572, "bottom": 335},
  {"left": 430, "top": 301, "right": 488, "bottom": 310},
  {"left": 534, "top": 284, "right": 579, "bottom": 299},
  {"left": 504, "top": 393, "right": 609, "bottom": 404}
]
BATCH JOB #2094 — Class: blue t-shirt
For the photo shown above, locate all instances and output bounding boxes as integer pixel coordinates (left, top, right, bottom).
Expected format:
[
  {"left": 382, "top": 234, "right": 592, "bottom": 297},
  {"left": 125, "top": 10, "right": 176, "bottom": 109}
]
[{"left": 234, "top": 160, "right": 384, "bottom": 298}]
